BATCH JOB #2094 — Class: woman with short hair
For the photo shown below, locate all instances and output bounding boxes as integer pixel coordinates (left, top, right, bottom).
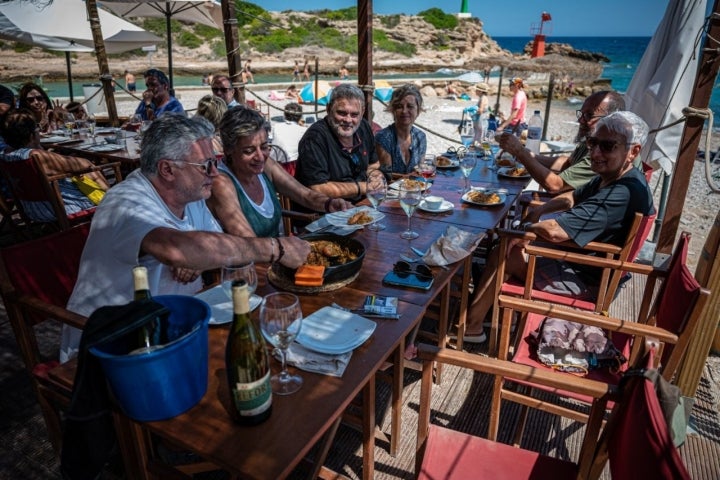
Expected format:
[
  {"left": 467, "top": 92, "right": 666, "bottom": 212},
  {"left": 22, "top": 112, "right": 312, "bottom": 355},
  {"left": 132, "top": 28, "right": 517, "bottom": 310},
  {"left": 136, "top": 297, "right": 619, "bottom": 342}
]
[{"left": 375, "top": 84, "right": 427, "bottom": 175}]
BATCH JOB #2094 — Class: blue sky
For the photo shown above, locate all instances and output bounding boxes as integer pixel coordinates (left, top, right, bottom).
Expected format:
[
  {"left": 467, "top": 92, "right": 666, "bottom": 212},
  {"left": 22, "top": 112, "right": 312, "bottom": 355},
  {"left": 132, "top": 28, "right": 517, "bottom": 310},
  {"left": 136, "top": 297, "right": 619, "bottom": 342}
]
[{"left": 254, "top": 0, "right": 670, "bottom": 37}]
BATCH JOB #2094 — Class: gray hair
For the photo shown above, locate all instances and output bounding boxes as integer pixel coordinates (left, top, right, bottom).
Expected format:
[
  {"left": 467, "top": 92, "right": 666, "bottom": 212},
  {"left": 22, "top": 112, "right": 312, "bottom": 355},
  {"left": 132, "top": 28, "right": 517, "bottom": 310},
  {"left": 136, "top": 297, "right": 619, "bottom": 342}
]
[
  {"left": 593, "top": 111, "right": 649, "bottom": 147},
  {"left": 140, "top": 114, "right": 215, "bottom": 174},
  {"left": 327, "top": 83, "right": 365, "bottom": 112},
  {"left": 219, "top": 106, "right": 269, "bottom": 162},
  {"left": 386, "top": 84, "right": 424, "bottom": 114},
  {"left": 195, "top": 94, "right": 227, "bottom": 128}
]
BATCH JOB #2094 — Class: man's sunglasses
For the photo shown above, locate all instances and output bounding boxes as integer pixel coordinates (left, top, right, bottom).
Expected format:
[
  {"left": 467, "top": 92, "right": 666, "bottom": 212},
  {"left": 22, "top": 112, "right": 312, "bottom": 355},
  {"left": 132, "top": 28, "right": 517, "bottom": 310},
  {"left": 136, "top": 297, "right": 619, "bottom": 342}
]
[
  {"left": 585, "top": 137, "right": 630, "bottom": 154},
  {"left": 393, "top": 261, "right": 433, "bottom": 281},
  {"left": 178, "top": 158, "right": 219, "bottom": 174},
  {"left": 575, "top": 110, "right": 606, "bottom": 122},
  {"left": 211, "top": 87, "right": 232, "bottom": 93}
]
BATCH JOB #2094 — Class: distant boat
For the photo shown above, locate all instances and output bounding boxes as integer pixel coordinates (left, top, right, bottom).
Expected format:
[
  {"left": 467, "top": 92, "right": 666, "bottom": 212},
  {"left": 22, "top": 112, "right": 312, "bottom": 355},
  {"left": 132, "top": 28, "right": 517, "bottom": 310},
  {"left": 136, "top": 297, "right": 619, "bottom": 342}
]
[
  {"left": 436, "top": 68, "right": 456, "bottom": 75},
  {"left": 566, "top": 96, "right": 583, "bottom": 105}
]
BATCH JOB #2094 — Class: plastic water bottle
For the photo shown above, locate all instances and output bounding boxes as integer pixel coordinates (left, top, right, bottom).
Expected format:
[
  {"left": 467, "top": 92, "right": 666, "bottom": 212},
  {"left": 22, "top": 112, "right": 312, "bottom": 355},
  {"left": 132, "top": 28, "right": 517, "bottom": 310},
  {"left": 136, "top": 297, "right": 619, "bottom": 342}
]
[{"left": 526, "top": 110, "right": 543, "bottom": 155}]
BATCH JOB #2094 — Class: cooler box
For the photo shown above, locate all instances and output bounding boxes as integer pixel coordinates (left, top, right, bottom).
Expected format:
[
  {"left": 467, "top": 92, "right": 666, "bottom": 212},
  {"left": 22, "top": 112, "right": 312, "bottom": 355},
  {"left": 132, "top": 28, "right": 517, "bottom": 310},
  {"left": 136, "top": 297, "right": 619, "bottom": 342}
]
[{"left": 90, "top": 295, "right": 211, "bottom": 421}]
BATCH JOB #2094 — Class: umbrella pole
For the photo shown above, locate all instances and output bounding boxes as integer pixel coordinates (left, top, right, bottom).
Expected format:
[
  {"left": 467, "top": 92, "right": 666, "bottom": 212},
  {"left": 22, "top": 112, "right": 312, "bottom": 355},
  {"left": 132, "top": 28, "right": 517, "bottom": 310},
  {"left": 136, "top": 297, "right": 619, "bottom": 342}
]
[
  {"left": 85, "top": 0, "right": 118, "bottom": 126},
  {"left": 358, "top": 0, "right": 373, "bottom": 122},
  {"left": 65, "top": 52, "right": 74, "bottom": 102},
  {"left": 495, "top": 66, "right": 504, "bottom": 113},
  {"left": 166, "top": 12, "right": 174, "bottom": 92},
  {"left": 314, "top": 58, "right": 319, "bottom": 118},
  {"left": 220, "top": 0, "right": 244, "bottom": 104},
  {"left": 542, "top": 73, "right": 554, "bottom": 141}
]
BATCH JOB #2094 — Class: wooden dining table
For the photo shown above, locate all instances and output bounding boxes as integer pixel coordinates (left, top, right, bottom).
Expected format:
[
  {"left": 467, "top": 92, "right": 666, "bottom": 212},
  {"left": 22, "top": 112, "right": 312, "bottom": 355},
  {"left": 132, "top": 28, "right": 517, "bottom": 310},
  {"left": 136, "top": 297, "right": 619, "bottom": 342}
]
[
  {"left": 48, "top": 156, "right": 530, "bottom": 480},
  {"left": 43, "top": 129, "right": 141, "bottom": 176}
]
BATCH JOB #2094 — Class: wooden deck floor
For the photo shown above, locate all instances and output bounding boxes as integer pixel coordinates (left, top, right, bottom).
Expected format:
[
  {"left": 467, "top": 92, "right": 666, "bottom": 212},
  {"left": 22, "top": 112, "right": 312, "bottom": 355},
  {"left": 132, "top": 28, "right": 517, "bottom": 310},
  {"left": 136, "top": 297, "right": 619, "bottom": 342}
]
[{"left": 1, "top": 273, "right": 719, "bottom": 479}]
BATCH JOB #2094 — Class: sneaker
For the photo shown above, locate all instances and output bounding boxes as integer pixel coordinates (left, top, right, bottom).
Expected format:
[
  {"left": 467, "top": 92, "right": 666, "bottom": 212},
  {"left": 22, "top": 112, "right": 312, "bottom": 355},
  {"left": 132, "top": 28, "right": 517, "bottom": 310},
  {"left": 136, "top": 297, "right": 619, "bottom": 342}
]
[{"left": 447, "top": 330, "right": 487, "bottom": 344}]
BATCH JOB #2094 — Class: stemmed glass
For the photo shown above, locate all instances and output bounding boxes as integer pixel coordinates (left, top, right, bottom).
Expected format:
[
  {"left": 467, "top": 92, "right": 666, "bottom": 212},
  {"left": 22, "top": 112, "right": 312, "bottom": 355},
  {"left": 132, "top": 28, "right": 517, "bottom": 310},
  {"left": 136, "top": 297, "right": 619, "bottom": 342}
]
[
  {"left": 459, "top": 154, "right": 477, "bottom": 194},
  {"left": 417, "top": 154, "right": 436, "bottom": 194},
  {"left": 399, "top": 183, "right": 422, "bottom": 240},
  {"left": 222, "top": 262, "right": 258, "bottom": 303},
  {"left": 259, "top": 292, "right": 303, "bottom": 395},
  {"left": 86, "top": 114, "right": 96, "bottom": 143},
  {"left": 63, "top": 112, "right": 75, "bottom": 137},
  {"left": 482, "top": 130, "right": 498, "bottom": 170},
  {"left": 366, "top": 170, "right": 387, "bottom": 231}
]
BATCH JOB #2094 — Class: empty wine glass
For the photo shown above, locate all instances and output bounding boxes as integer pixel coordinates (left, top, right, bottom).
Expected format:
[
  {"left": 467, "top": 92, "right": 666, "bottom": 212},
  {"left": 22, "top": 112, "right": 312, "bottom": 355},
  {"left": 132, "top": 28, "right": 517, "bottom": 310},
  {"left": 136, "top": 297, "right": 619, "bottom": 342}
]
[
  {"left": 399, "top": 183, "right": 422, "bottom": 240},
  {"left": 222, "top": 262, "right": 258, "bottom": 301},
  {"left": 459, "top": 154, "right": 477, "bottom": 194},
  {"left": 366, "top": 170, "right": 387, "bottom": 231},
  {"left": 86, "top": 114, "right": 96, "bottom": 143},
  {"left": 260, "top": 292, "right": 303, "bottom": 395}
]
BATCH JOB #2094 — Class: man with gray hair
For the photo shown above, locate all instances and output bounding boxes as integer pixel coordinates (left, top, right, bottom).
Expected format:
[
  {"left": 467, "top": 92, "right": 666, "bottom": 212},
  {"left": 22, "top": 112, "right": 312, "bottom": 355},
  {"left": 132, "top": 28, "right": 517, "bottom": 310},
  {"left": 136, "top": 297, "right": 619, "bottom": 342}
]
[
  {"left": 498, "top": 90, "right": 628, "bottom": 194},
  {"left": 296, "top": 83, "right": 379, "bottom": 202},
  {"left": 462, "top": 111, "right": 655, "bottom": 343},
  {"left": 60, "top": 114, "right": 310, "bottom": 362}
]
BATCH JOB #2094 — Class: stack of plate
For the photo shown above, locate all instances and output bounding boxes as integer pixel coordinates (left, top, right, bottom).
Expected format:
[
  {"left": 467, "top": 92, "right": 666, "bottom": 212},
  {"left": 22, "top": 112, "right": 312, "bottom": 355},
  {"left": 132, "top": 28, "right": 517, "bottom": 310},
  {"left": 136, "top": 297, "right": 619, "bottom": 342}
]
[{"left": 296, "top": 306, "right": 376, "bottom": 354}]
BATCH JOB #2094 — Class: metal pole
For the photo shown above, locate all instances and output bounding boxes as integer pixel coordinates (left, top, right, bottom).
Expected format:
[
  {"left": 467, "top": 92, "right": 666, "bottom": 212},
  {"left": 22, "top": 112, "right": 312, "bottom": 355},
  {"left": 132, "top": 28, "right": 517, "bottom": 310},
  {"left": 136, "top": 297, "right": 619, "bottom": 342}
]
[
  {"left": 542, "top": 73, "right": 554, "bottom": 141},
  {"left": 65, "top": 52, "right": 74, "bottom": 101},
  {"left": 495, "top": 66, "right": 504, "bottom": 113}
]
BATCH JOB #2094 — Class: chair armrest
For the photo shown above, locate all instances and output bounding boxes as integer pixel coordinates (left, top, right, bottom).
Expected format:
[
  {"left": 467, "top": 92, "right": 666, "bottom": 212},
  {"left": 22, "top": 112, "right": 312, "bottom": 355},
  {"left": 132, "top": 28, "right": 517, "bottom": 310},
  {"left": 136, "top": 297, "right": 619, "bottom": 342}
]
[
  {"left": 525, "top": 244, "right": 655, "bottom": 276},
  {"left": 417, "top": 343, "right": 614, "bottom": 400},
  {"left": 18, "top": 295, "right": 88, "bottom": 330},
  {"left": 497, "top": 295, "right": 679, "bottom": 344}
]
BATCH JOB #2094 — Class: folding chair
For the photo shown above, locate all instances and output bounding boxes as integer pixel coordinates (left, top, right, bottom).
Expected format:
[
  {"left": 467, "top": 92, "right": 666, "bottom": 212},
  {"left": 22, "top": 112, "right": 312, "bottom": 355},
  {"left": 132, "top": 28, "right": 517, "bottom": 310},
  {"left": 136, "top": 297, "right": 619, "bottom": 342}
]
[{"left": 416, "top": 344, "right": 690, "bottom": 479}]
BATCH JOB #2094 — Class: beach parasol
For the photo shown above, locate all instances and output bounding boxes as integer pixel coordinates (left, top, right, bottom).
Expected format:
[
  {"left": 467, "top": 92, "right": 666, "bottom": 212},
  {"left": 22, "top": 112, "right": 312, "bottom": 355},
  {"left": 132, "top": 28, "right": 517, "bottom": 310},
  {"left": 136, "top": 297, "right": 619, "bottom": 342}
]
[
  {"left": 300, "top": 80, "right": 332, "bottom": 105},
  {"left": 0, "top": 0, "right": 160, "bottom": 100},
  {"left": 456, "top": 71, "right": 484, "bottom": 84},
  {"left": 100, "top": 0, "right": 223, "bottom": 89},
  {"left": 373, "top": 80, "right": 393, "bottom": 103}
]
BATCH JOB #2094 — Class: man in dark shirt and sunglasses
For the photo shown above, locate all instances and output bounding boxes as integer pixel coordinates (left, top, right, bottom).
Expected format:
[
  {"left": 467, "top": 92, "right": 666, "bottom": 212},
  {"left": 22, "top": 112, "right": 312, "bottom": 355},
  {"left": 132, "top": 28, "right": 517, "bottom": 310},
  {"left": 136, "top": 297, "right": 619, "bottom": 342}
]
[
  {"left": 497, "top": 90, "right": 633, "bottom": 194},
  {"left": 211, "top": 74, "right": 240, "bottom": 108}
]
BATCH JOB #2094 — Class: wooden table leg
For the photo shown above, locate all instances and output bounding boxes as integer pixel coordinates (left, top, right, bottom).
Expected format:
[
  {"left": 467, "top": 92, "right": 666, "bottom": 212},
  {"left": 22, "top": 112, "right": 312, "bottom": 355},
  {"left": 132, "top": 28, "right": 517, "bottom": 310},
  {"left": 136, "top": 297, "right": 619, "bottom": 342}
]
[
  {"left": 306, "top": 416, "right": 343, "bottom": 480},
  {"left": 362, "top": 375, "right": 376, "bottom": 480},
  {"left": 435, "top": 282, "right": 451, "bottom": 383},
  {"left": 390, "top": 340, "right": 403, "bottom": 457}
]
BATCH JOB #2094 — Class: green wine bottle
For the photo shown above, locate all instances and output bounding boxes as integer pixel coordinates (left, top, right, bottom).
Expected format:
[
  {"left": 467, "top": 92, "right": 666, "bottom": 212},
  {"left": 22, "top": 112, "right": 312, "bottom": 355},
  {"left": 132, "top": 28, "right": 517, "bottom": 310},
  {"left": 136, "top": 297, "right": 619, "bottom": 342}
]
[
  {"left": 226, "top": 280, "right": 272, "bottom": 424},
  {"left": 132, "top": 265, "right": 160, "bottom": 351}
]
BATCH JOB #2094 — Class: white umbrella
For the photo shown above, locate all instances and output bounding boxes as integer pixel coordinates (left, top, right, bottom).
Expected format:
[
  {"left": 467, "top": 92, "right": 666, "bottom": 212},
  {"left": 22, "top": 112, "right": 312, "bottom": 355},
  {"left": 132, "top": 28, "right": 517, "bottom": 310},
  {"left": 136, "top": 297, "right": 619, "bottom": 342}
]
[
  {"left": 456, "top": 71, "right": 484, "bottom": 84},
  {"left": 0, "top": 0, "right": 160, "bottom": 99},
  {"left": 624, "top": 0, "right": 707, "bottom": 175},
  {"left": 100, "top": 0, "right": 223, "bottom": 88}
]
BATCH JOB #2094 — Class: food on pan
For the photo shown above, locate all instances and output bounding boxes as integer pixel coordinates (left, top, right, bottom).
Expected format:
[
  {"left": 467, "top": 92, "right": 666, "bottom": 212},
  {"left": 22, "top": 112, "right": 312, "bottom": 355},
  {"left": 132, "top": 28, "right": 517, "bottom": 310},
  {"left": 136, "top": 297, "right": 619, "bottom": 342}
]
[
  {"left": 466, "top": 190, "right": 501, "bottom": 204},
  {"left": 305, "top": 240, "right": 359, "bottom": 267},
  {"left": 436, "top": 155, "right": 453, "bottom": 167},
  {"left": 294, "top": 264, "right": 325, "bottom": 286},
  {"left": 347, "top": 210, "right": 373, "bottom": 225}
]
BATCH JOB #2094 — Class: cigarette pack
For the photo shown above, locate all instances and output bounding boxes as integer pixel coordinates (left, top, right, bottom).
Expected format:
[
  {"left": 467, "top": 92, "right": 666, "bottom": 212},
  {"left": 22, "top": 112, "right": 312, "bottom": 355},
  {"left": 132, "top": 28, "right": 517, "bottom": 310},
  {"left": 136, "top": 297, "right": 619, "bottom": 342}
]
[{"left": 363, "top": 295, "right": 398, "bottom": 315}]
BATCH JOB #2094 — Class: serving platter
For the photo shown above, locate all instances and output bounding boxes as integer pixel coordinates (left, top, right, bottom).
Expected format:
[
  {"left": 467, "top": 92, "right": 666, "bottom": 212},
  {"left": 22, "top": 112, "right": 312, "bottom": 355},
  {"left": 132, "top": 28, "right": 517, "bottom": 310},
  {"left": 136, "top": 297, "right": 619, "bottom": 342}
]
[
  {"left": 497, "top": 166, "right": 531, "bottom": 179},
  {"left": 461, "top": 190, "right": 507, "bottom": 206},
  {"left": 325, "top": 206, "right": 385, "bottom": 227}
]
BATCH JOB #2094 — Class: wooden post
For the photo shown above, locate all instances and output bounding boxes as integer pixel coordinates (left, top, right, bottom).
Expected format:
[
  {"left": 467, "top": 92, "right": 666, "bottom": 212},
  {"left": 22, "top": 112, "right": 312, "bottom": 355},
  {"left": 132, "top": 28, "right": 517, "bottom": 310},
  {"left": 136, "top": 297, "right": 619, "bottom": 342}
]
[
  {"left": 357, "top": 0, "right": 374, "bottom": 122},
  {"left": 221, "top": 0, "right": 244, "bottom": 104},
  {"left": 85, "top": 0, "right": 118, "bottom": 126}
]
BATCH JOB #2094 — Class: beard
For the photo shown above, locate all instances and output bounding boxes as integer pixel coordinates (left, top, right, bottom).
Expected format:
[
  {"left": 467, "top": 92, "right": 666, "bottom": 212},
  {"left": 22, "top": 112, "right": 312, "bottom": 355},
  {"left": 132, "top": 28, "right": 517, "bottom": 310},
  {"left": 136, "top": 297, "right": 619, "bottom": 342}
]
[{"left": 327, "top": 115, "right": 358, "bottom": 140}]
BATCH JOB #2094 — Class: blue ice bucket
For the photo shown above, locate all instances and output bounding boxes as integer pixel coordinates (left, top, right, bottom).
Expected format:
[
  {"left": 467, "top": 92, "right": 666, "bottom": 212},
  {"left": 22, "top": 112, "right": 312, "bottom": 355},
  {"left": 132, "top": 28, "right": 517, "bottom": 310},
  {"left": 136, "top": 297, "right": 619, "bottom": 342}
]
[{"left": 90, "top": 295, "right": 211, "bottom": 422}]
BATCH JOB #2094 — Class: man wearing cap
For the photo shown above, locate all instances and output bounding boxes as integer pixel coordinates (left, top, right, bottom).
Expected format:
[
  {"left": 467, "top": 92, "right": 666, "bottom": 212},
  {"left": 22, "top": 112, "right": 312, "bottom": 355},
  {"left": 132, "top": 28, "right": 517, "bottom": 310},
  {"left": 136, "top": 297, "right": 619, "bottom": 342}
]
[
  {"left": 135, "top": 68, "right": 185, "bottom": 121},
  {"left": 498, "top": 90, "right": 629, "bottom": 194},
  {"left": 211, "top": 74, "right": 240, "bottom": 108},
  {"left": 497, "top": 77, "right": 527, "bottom": 134}
]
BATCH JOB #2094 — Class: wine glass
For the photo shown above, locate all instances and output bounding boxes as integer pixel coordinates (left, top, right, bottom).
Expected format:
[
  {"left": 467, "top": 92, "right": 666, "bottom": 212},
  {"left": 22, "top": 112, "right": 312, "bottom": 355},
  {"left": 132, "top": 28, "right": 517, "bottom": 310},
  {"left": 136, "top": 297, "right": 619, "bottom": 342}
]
[
  {"left": 86, "top": 114, "right": 96, "bottom": 143},
  {"left": 260, "top": 292, "right": 303, "bottom": 395},
  {"left": 417, "top": 154, "right": 436, "bottom": 194},
  {"left": 483, "top": 130, "right": 499, "bottom": 170},
  {"left": 459, "top": 154, "right": 477, "bottom": 194},
  {"left": 366, "top": 170, "right": 387, "bottom": 231},
  {"left": 399, "top": 183, "right": 422, "bottom": 240},
  {"left": 128, "top": 113, "right": 143, "bottom": 132},
  {"left": 222, "top": 262, "right": 258, "bottom": 303},
  {"left": 63, "top": 112, "right": 75, "bottom": 137}
]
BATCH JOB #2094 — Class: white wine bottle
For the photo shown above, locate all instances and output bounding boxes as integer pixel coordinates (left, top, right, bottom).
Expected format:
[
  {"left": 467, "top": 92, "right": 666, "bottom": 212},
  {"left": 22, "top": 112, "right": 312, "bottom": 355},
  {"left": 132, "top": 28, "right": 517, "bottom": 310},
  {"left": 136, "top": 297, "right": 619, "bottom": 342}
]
[
  {"left": 226, "top": 280, "right": 272, "bottom": 424},
  {"left": 132, "top": 265, "right": 161, "bottom": 352}
]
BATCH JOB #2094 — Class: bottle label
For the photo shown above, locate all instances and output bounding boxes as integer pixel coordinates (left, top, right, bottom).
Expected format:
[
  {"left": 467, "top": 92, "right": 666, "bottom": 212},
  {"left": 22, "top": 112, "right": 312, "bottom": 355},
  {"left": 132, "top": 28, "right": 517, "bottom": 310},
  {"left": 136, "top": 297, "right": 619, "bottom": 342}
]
[
  {"left": 527, "top": 127, "right": 542, "bottom": 140},
  {"left": 232, "top": 370, "right": 272, "bottom": 417}
]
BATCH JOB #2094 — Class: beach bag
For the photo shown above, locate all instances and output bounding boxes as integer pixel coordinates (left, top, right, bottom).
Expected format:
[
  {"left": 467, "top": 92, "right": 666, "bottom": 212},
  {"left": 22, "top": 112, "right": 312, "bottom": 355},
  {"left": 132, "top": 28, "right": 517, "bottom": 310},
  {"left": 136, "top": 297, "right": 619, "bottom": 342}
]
[
  {"left": 531, "top": 317, "right": 626, "bottom": 374},
  {"left": 72, "top": 175, "right": 105, "bottom": 205}
]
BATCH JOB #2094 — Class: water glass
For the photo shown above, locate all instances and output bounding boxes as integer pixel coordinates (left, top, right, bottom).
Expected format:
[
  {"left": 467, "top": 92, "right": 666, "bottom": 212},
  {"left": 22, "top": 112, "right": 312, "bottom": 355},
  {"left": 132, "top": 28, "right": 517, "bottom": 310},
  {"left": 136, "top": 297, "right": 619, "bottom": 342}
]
[
  {"left": 366, "top": 170, "right": 387, "bottom": 231},
  {"left": 63, "top": 112, "right": 75, "bottom": 137},
  {"left": 459, "top": 155, "right": 477, "bottom": 193},
  {"left": 221, "top": 262, "right": 258, "bottom": 300},
  {"left": 86, "top": 114, "right": 96, "bottom": 143},
  {"left": 399, "top": 184, "right": 422, "bottom": 240},
  {"left": 260, "top": 292, "right": 303, "bottom": 395}
]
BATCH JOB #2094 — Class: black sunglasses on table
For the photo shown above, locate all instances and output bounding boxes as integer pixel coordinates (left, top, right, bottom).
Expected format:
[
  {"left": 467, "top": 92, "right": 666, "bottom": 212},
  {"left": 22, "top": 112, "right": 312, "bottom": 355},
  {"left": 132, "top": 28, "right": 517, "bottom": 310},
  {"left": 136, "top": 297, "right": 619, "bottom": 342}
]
[{"left": 393, "top": 261, "right": 434, "bottom": 281}]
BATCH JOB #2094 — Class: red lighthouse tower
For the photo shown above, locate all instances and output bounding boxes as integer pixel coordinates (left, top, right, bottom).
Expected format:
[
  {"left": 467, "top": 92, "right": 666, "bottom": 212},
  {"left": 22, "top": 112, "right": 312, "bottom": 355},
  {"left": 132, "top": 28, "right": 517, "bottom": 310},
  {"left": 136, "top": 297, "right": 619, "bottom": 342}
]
[{"left": 530, "top": 12, "right": 552, "bottom": 58}]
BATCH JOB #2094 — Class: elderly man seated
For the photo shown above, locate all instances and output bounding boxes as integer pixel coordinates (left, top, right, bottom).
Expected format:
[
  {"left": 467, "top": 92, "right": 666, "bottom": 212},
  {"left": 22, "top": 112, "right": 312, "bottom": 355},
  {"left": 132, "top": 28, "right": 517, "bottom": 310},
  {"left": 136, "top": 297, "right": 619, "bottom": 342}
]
[
  {"left": 462, "top": 111, "right": 655, "bottom": 343},
  {"left": 498, "top": 90, "right": 629, "bottom": 194},
  {"left": 295, "top": 83, "right": 379, "bottom": 202}
]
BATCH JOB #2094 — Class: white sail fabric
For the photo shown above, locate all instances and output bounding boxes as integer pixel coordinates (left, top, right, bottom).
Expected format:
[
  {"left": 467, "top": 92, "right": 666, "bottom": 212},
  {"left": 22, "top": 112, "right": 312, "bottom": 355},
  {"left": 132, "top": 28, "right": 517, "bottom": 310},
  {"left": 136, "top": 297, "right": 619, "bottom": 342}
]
[{"left": 624, "top": 0, "right": 708, "bottom": 174}]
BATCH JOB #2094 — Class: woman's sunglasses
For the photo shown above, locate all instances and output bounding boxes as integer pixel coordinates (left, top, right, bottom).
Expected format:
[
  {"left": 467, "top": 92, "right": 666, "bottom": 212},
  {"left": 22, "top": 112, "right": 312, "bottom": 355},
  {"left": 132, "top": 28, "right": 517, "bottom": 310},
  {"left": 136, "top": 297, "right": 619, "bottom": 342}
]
[
  {"left": 393, "top": 261, "right": 433, "bottom": 281},
  {"left": 585, "top": 137, "right": 630, "bottom": 154}
]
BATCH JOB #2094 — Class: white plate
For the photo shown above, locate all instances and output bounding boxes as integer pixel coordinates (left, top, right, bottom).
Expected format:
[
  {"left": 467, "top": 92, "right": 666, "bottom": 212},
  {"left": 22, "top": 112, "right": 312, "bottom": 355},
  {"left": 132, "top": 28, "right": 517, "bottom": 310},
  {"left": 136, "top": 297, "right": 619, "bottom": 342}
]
[
  {"left": 462, "top": 190, "right": 507, "bottom": 206},
  {"left": 40, "top": 136, "right": 70, "bottom": 144},
  {"left": 325, "top": 206, "right": 385, "bottom": 227},
  {"left": 389, "top": 178, "right": 431, "bottom": 192},
  {"left": 418, "top": 199, "right": 454, "bottom": 213},
  {"left": 194, "top": 285, "right": 261, "bottom": 326},
  {"left": 83, "top": 143, "right": 125, "bottom": 152},
  {"left": 497, "top": 166, "right": 531, "bottom": 179},
  {"left": 296, "top": 306, "right": 376, "bottom": 354}
]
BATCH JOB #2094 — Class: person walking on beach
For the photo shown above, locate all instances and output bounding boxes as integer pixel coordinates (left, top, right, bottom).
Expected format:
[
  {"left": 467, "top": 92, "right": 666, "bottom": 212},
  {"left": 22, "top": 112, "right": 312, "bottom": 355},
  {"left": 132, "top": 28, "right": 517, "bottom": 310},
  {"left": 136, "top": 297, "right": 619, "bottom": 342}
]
[
  {"left": 242, "top": 60, "right": 254, "bottom": 84},
  {"left": 498, "top": 90, "right": 630, "bottom": 194},
  {"left": 302, "top": 60, "right": 310, "bottom": 81},
  {"left": 292, "top": 61, "right": 301, "bottom": 82},
  {"left": 497, "top": 77, "right": 527, "bottom": 135},
  {"left": 124, "top": 70, "right": 136, "bottom": 92},
  {"left": 211, "top": 74, "right": 239, "bottom": 108}
]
